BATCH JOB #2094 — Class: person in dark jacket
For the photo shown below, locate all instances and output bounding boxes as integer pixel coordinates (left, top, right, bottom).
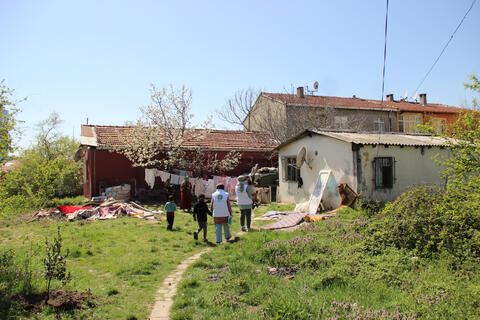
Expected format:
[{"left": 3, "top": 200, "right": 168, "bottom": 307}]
[{"left": 193, "top": 194, "right": 211, "bottom": 241}]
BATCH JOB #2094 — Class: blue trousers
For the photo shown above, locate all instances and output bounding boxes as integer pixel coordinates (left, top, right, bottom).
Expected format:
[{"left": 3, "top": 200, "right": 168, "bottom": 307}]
[{"left": 214, "top": 223, "right": 231, "bottom": 243}]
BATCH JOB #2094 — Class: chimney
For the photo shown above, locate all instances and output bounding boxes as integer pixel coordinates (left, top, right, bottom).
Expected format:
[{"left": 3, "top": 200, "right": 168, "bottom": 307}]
[
  {"left": 296, "top": 87, "right": 304, "bottom": 98},
  {"left": 386, "top": 94, "right": 394, "bottom": 102},
  {"left": 419, "top": 93, "right": 427, "bottom": 105}
]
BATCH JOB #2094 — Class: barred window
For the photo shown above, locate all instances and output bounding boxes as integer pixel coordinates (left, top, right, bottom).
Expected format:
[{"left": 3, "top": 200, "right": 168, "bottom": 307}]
[
  {"left": 286, "top": 157, "right": 300, "bottom": 182},
  {"left": 374, "top": 157, "right": 394, "bottom": 188}
]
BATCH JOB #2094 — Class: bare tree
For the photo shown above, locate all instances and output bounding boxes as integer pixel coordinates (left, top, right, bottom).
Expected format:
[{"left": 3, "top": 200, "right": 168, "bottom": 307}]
[{"left": 216, "top": 88, "right": 260, "bottom": 129}]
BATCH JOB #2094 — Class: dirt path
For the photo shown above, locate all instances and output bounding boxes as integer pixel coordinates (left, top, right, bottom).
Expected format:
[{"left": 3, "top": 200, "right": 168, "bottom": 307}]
[
  {"left": 148, "top": 248, "right": 212, "bottom": 319},
  {"left": 148, "top": 231, "right": 245, "bottom": 319}
]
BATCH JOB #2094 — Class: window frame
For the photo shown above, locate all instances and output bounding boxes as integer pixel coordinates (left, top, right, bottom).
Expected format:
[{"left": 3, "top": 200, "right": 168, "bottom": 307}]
[
  {"left": 334, "top": 116, "right": 348, "bottom": 129},
  {"left": 399, "top": 113, "right": 423, "bottom": 133},
  {"left": 373, "top": 157, "right": 395, "bottom": 189},
  {"left": 374, "top": 118, "right": 385, "bottom": 132},
  {"left": 284, "top": 156, "right": 300, "bottom": 182},
  {"left": 431, "top": 118, "right": 447, "bottom": 134}
]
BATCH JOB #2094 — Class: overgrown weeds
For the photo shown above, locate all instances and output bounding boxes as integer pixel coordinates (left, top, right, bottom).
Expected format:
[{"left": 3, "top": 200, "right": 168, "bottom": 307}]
[{"left": 172, "top": 203, "right": 480, "bottom": 319}]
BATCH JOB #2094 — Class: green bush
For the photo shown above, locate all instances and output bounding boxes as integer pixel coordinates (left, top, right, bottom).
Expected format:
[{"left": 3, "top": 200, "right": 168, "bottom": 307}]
[
  {"left": 0, "top": 155, "right": 82, "bottom": 199},
  {"left": 0, "top": 152, "right": 82, "bottom": 217},
  {"left": 366, "top": 185, "right": 480, "bottom": 259},
  {"left": 0, "top": 249, "right": 35, "bottom": 318}
]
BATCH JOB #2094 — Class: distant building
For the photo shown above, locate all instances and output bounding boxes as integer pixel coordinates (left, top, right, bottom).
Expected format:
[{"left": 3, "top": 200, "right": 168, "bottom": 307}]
[{"left": 244, "top": 88, "right": 465, "bottom": 140}]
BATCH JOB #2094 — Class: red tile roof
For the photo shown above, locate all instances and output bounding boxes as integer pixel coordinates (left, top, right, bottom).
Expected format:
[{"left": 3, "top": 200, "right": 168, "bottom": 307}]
[
  {"left": 81, "top": 125, "right": 277, "bottom": 152},
  {"left": 263, "top": 93, "right": 464, "bottom": 114}
]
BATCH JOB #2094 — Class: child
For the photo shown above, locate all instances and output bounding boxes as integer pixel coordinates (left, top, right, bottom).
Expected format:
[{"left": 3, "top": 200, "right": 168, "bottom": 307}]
[
  {"left": 193, "top": 194, "right": 211, "bottom": 241},
  {"left": 165, "top": 195, "right": 177, "bottom": 230}
]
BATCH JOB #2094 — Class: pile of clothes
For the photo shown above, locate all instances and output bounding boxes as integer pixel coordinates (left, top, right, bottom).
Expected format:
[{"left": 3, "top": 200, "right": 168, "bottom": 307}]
[{"left": 31, "top": 200, "right": 162, "bottom": 222}]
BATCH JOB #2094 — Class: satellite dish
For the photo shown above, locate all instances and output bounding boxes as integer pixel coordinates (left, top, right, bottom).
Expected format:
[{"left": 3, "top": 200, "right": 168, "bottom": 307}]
[
  {"left": 296, "top": 147, "right": 306, "bottom": 168},
  {"left": 313, "top": 81, "right": 319, "bottom": 90},
  {"left": 412, "top": 93, "right": 418, "bottom": 101},
  {"left": 403, "top": 91, "right": 408, "bottom": 101},
  {"left": 74, "top": 148, "right": 83, "bottom": 162}
]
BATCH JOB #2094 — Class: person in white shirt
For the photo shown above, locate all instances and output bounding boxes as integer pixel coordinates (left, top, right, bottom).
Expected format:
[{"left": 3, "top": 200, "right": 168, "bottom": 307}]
[
  {"left": 210, "top": 184, "right": 233, "bottom": 245},
  {"left": 235, "top": 175, "right": 255, "bottom": 232}
]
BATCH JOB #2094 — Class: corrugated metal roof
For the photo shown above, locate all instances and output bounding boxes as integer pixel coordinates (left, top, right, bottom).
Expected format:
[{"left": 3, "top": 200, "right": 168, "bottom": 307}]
[
  {"left": 311, "top": 130, "right": 450, "bottom": 147},
  {"left": 276, "top": 129, "right": 452, "bottom": 149}
]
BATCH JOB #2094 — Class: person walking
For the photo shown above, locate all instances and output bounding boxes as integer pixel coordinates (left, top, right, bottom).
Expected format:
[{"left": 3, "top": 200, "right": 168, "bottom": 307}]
[
  {"left": 210, "top": 184, "right": 233, "bottom": 245},
  {"left": 180, "top": 176, "right": 192, "bottom": 212},
  {"left": 235, "top": 175, "right": 255, "bottom": 232},
  {"left": 165, "top": 195, "right": 177, "bottom": 231},
  {"left": 193, "top": 194, "right": 211, "bottom": 242}
]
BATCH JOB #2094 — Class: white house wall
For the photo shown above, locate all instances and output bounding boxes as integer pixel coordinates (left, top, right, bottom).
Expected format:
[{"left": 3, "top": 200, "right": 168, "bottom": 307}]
[
  {"left": 357, "top": 145, "right": 450, "bottom": 202},
  {"left": 278, "top": 135, "right": 356, "bottom": 204}
]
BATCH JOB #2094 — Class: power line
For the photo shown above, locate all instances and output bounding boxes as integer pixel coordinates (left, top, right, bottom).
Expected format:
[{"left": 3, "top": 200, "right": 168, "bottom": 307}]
[
  {"left": 413, "top": 0, "right": 477, "bottom": 96},
  {"left": 381, "top": 0, "right": 389, "bottom": 103}
]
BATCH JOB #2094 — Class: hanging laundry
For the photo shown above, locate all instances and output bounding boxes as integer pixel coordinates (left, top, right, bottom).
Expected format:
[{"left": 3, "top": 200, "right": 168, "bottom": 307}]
[
  {"left": 159, "top": 171, "right": 170, "bottom": 182},
  {"left": 178, "top": 175, "right": 185, "bottom": 185},
  {"left": 205, "top": 179, "right": 216, "bottom": 197},
  {"left": 213, "top": 176, "right": 221, "bottom": 187},
  {"left": 145, "top": 168, "right": 157, "bottom": 189},
  {"left": 170, "top": 174, "right": 181, "bottom": 185},
  {"left": 226, "top": 177, "right": 238, "bottom": 199},
  {"left": 194, "top": 178, "right": 207, "bottom": 197}
]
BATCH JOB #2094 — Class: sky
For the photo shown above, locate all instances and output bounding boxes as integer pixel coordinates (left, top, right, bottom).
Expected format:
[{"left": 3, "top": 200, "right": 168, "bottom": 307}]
[{"left": 1, "top": 0, "right": 479, "bottom": 149}]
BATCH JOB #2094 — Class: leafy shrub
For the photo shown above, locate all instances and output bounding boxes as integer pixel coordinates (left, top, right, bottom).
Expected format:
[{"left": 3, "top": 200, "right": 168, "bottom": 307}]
[
  {"left": 0, "top": 249, "right": 35, "bottom": 318},
  {"left": 357, "top": 192, "right": 384, "bottom": 217},
  {"left": 366, "top": 185, "right": 480, "bottom": 259},
  {"left": 44, "top": 227, "right": 71, "bottom": 299},
  {"left": 0, "top": 113, "right": 83, "bottom": 217},
  {"left": 0, "top": 156, "right": 82, "bottom": 200},
  {"left": 366, "top": 186, "right": 444, "bottom": 255}
]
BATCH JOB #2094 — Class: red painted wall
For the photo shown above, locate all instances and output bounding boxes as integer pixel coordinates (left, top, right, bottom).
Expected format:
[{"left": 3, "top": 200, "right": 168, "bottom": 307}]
[
  {"left": 424, "top": 112, "right": 459, "bottom": 133},
  {"left": 83, "top": 149, "right": 277, "bottom": 198}
]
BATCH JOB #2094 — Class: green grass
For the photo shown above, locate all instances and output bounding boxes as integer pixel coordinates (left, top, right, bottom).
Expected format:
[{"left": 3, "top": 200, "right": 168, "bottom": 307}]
[
  {"left": 0, "top": 202, "right": 242, "bottom": 319},
  {"left": 6, "top": 202, "right": 479, "bottom": 319},
  {"left": 171, "top": 207, "right": 480, "bottom": 320}
]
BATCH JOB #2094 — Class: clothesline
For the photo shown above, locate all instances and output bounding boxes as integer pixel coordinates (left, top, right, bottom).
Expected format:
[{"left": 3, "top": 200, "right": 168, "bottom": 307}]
[{"left": 144, "top": 169, "right": 238, "bottom": 199}]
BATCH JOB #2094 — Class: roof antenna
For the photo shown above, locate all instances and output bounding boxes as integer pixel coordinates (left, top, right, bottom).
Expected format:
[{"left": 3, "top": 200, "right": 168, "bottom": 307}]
[
  {"left": 305, "top": 81, "right": 319, "bottom": 95},
  {"left": 412, "top": 93, "right": 418, "bottom": 102}
]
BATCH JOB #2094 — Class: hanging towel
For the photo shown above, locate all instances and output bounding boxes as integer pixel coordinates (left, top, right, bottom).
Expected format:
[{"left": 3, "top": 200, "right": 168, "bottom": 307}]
[
  {"left": 170, "top": 174, "right": 181, "bottom": 185},
  {"left": 194, "top": 178, "right": 207, "bottom": 197},
  {"left": 205, "top": 179, "right": 216, "bottom": 197},
  {"left": 159, "top": 171, "right": 170, "bottom": 182},
  {"left": 145, "top": 169, "right": 157, "bottom": 189},
  {"left": 178, "top": 175, "right": 185, "bottom": 185}
]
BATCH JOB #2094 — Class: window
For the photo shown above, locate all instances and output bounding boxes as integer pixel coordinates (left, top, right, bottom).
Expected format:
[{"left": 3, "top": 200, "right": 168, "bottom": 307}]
[
  {"left": 399, "top": 114, "right": 422, "bottom": 133},
  {"left": 431, "top": 118, "right": 447, "bottom": 134},
  {"left": 334, "top": 116, "right": 347, "bottom": 129},
  {"left": 374, "top": 119, "right": 385, "bottom": 132},
  {"left": 285, "top": 157, "right": 300, "bottom": 182},
  {"left": 374, "top": 157, "right": 394, "bottom": 188}
]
